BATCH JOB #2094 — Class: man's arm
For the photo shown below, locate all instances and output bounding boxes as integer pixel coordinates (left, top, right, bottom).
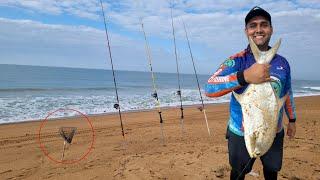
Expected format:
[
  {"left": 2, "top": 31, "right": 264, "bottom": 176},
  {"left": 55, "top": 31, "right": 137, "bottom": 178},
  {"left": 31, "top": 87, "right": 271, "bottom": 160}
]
[
  {"left": 284, "top": 64, "right": 297, "bottom": 139},
  {"left": 205, "top": 57, "right": 271, "bottom": 98},
  {"left": 205, "top": 58, "right": 243, "bottom": 97},
  {"left": 284, "top": 88, "right": 296, "bottom": 122}
]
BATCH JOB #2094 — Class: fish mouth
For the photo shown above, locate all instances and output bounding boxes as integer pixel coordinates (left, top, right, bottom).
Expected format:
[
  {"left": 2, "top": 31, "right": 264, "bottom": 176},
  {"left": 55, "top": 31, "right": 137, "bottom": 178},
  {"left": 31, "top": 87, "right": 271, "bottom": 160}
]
[{"left": 253, "top": 150, "right": 261, "bottom": 158}]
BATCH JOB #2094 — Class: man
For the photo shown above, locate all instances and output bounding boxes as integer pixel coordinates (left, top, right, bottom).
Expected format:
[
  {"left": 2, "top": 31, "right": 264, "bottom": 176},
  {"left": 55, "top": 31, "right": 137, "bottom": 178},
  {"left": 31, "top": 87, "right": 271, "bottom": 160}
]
[{"left": 205, "top": 6, "right": 297, "bottom": 180}]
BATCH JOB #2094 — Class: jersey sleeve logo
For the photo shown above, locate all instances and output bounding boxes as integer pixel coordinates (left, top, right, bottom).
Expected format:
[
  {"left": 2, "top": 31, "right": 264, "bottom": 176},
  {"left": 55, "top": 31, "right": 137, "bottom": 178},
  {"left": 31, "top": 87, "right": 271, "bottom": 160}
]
[{"left": 223, "top": 58, "right": 235, "bottom": 67}]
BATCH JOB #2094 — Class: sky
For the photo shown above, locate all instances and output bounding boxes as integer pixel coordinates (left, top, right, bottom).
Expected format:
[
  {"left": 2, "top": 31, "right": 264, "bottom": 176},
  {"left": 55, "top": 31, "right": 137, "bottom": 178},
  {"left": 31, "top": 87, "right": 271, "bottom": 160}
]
[{"left": 0, "top": 0, "right": 319, "bottom": 80}]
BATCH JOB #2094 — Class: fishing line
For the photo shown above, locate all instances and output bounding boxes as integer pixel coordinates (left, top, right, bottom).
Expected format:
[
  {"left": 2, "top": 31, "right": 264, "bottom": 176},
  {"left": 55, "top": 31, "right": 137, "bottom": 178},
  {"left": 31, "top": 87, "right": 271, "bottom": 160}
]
[
  {"left": 139, "top": 18, "right": 165, "bottom": 144},
  {"left": 170, "top": 2, "right": 185, "bottom": 134},
  {"left": 181, "top": 19, "right": 211, "bottom": 136},
  {"left": 99, "top": 0, "right": 125, "bottom": 139},
  {"left": 236, "top": 158, "right": 254, "bottom": 180}
]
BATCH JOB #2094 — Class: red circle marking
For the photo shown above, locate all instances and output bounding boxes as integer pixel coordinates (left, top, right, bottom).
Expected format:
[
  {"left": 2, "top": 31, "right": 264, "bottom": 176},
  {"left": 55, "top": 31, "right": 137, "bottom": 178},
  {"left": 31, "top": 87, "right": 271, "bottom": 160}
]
[{"left": 38, "top": 108, "right": 95, "bottom": 164}]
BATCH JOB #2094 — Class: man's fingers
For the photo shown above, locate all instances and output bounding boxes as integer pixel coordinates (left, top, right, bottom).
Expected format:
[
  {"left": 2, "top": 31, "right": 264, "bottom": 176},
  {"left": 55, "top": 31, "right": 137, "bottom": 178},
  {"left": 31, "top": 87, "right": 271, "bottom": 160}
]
[
  {"left": 287, "top": 130, "right": 292, "bottom": 139},
  {"left": 289, "top": 134, "right": 295, "bottom": 139},
  {"left": 265, "top": 77, "right": 271, "bottom": 81},
  {"left": 264, "top": 64, "right": 270, "bottom": 80},
  {"left": 287, "top": 129, "right": 295, "bottom": 139}
]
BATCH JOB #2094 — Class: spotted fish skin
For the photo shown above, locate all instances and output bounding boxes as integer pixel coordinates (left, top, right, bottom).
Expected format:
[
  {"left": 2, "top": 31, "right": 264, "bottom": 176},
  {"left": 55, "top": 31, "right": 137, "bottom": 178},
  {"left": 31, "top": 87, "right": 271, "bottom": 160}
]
[{"left": 233, "top": 37, "right": 287, "bottom": 158}]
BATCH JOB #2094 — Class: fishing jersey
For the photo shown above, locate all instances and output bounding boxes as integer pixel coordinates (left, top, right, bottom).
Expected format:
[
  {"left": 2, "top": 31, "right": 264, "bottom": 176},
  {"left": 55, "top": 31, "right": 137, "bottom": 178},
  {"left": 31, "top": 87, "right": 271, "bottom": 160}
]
[{"left": 205, "top": 46, "right": 296, "bottom": 136}]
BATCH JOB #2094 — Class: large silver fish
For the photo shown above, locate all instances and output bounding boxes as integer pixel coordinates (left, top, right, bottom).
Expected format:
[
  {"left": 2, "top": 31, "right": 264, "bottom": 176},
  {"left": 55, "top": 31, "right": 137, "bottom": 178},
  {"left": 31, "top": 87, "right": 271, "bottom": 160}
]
[{"left": 233, "top": 37, "right": 287, "bottom": 158}]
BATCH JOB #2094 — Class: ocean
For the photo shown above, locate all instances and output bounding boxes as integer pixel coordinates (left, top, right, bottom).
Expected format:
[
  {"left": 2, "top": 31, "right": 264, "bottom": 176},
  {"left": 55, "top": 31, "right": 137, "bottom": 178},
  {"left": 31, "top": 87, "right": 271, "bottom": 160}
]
[{"left": 1, "top": 64, "right": 320, "bottom": 124}]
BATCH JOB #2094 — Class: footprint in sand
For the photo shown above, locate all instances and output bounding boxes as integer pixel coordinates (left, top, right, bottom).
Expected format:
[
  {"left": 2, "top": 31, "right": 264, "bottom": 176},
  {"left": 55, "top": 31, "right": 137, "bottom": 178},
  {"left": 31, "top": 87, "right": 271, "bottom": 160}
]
[
  {"left": 289, "top": 176, "right": 302, "bottom": 180},
  {"left": 128, "top": 168, "right": 141, "bottom": 172},
  {"left": 0, "top": 169, "right": 13, "bottom": 175},
  {"left": 84, "top": 164, "right": 95, "bottom": 169},
  {"left": 212, "top": 165, "right": 230, "bottom": 178},
  {"left": 292, "top": 157, "right": 308, "bottom": 165},
  {"left": 187, "top": 151, "right": 194, "bottom": 154},
  {"left": 186, "top": 161, "right": 194, "bottom": 165},
  {"left": 196, "top": 152, "right": 203, "bottom": 158}
]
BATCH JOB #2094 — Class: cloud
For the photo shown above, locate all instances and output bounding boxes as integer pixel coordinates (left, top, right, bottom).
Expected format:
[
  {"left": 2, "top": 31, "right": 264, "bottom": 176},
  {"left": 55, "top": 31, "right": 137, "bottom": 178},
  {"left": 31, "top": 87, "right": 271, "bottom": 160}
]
[
  {"left": 297, "top": 0, "right": 320, "bottom": 8},
  {"left": 107, "top": 0, "right": 320, "bottom": 80},
  {"left": 0, "top": 18, "right": 120, "bottom": 67},
  {"left": 0, "top": 0, "right": 100, "bottom": 20},
  {"left": 0, "top": 0, "right": 319, "bottom": 79},
  {"left": 0, "top": 17, "right": 184, "bottom": 74}
]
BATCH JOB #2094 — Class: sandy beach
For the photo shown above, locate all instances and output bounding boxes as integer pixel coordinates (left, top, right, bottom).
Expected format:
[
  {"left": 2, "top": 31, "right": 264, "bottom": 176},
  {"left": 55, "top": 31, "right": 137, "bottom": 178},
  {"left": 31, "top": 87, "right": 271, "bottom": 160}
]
[{"left": 0, "top": 96, "right": 319, "bottom": 180}]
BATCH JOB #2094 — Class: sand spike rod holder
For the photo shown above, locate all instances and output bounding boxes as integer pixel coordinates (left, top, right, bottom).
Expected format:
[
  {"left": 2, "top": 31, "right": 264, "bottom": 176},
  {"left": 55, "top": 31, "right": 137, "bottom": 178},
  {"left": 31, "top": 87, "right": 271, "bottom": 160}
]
[{"left": 59, "top": 127, "right": 77, "bottom": 161}]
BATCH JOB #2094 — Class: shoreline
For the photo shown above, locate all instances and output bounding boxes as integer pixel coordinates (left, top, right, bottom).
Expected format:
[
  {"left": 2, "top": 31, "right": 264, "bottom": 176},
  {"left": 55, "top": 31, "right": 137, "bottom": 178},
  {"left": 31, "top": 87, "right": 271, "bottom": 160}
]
[{"left": 1, "top": 94, "right": 319, "bottom": 126}]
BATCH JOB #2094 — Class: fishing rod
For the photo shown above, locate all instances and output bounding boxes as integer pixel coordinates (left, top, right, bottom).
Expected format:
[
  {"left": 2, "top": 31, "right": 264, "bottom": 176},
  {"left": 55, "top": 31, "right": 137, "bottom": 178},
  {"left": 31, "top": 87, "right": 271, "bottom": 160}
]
[
  {"left": 181, "top": 19, "right": 211, "bottom": 136},
  {"left": 170, "top": 5, "right": 185, "bottom": 134},
  {"left": 139, "top": 18, "right": 165, "bottom": 144},
  {"left": 99, "top": 0, "right": 125, "bottom": 138}
]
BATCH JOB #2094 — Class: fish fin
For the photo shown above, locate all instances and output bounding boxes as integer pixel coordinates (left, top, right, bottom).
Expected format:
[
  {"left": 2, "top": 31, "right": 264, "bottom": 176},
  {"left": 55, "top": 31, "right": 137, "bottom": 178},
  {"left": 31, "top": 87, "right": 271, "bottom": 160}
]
[
  {"left": 249, "top": 37, "right": 261, "bottom": 63},
  {"left": 265, "top": 38, "right": 281, "bottom": 64},
  {"left": 232, "top": 91, "right": 243, "bottom": 103},
  {"left": 278, "top": 93, "right": 288, "bottom": 110}
]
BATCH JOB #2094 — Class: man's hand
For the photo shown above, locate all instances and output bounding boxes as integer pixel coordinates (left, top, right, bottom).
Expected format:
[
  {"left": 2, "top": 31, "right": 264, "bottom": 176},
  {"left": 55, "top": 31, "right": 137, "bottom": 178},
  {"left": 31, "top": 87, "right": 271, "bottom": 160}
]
[
  {"left": 244, "top": 63, "right": 271, "bottom": 84},
  {"left": 287, "top": 122, "right": 296, "bottom": 139}
]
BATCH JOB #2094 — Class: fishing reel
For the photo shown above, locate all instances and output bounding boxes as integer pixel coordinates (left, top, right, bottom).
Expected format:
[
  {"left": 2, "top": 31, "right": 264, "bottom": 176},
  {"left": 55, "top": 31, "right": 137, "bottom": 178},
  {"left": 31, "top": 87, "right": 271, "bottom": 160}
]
[
  {"left": 176, "top": 90, "right": 181, "bottom": 96},
  {"left": 152, "top": 92, "right": 158, "bottom": 99},
  {"left": 113, "top": 103, "right": 120, "bottom": 110}
]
